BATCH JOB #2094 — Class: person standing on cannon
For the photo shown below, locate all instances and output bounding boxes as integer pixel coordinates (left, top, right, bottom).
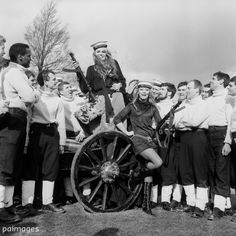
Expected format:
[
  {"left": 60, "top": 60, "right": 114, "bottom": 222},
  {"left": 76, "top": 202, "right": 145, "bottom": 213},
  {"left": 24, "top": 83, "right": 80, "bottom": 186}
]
[
  {"left": 114, "top": 81, "right": 163, "bottom": 215},
  {"left": 75, "top": 41, "right": 127, "bottom": 132},
  {"left": 21, "top": 70, "right": 66, "bottom": 213}
]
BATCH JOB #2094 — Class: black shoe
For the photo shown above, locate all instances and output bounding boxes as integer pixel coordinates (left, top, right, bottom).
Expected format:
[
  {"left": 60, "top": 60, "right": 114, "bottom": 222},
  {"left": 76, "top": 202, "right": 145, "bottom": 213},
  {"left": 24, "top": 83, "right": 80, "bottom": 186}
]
[
  {"left": 23, "top": 204, "right": 42, "bottom": 216},
  {"left": 151, "top": 202, "right": 158, "bottom": 209},
  {"left": 6, "top": 205, "right": 31, "bottom": 218},
  {"left": 42, "top": 203, "right": 65, "bottom": 213},
  {"left": 65, "top": 196, "right": 77, "bottom": 205},
  {"left": 208, "top": 207, "right": 224, "bottom": 221},
  {"left": 162, "top": 202, "right": 171, "bottom": 211},
  {"left": 170, "top": 200, "right": 181, "bottom": 211},
  {"left": 191, "top": 207, "right": 204, "bottom": 218},
  {"left": 0, "top": 208, "right": 22, "bottom": 224},
  {"left": 225, "top": 208, "right": 233, "bottom": 216},
  {"left": 183, "top": 205, "right": 195, "bottom": 213}
]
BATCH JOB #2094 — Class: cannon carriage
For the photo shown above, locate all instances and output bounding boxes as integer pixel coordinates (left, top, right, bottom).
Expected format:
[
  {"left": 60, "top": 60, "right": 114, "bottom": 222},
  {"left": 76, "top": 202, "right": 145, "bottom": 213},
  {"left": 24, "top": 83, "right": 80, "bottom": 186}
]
[{"left": 61, "top": 130, "right": 143, "bottom": 213}]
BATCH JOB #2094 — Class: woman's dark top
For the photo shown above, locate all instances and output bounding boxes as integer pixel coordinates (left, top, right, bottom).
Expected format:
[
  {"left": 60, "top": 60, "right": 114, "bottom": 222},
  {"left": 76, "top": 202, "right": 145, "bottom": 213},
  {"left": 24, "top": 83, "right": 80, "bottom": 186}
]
[
  {"left": 78, "top": 60, "right": 126, "bottom": 96},
  {"left": 114, "top": 99, "right": 161, "bottom": 154}
]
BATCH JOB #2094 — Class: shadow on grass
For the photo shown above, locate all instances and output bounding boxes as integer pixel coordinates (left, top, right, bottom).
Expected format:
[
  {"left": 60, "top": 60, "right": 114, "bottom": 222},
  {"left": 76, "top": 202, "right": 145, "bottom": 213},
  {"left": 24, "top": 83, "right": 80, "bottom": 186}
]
[{"left": 93, "top": 227, "right": 119, "bottom": 236}]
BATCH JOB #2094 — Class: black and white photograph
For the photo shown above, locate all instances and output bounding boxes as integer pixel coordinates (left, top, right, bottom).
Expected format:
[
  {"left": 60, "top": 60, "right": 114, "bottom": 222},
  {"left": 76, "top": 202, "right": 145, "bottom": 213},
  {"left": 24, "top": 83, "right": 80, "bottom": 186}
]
[{"left": 1, "top": 0, "right": 236, "bottom": 235}]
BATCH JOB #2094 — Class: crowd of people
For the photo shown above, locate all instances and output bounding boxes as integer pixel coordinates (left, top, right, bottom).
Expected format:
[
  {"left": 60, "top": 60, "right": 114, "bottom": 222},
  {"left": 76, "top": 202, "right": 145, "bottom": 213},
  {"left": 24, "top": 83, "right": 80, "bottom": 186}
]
[{"left": 0, "top": 35, "right": 236, "bottom": 225}]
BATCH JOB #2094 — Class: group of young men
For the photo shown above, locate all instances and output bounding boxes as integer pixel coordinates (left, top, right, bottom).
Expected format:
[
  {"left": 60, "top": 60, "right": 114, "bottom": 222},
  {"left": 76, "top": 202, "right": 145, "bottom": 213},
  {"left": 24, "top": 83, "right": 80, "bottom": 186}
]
[
  {"left": 152, "top": 74, "right": 236, "bottom": 221},
  {"left": 0, "top": 36, "right": 236, "bottom": 224}
]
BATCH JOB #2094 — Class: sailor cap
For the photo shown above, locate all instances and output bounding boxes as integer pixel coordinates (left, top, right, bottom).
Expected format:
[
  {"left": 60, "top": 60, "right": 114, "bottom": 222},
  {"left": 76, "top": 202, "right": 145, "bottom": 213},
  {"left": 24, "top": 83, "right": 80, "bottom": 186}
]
[
  {"left": 90, "top": 41, "right": 108, "bottom": 50},
  {"left": 137, "top": 81, "right": 152, "bottom": 89}
]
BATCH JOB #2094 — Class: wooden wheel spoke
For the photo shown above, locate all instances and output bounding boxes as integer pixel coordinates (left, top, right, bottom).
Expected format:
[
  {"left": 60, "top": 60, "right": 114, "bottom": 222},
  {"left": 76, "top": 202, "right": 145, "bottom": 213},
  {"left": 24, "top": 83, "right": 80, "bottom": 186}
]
[
  {"left": 88, "top": 180, "right": 103, "bottom": 203},
  {"left": 111, "top": 183, "right": 121, "bottom": 207},
  {"left": 116, "top": 144, "right": 132, "bottom": 164},
  {"left": 119, "top": 173, "right": 130, "bottom": 178},
  {"left": 99, "top": 138, "right": 108, "bottom": 161},
  {"left": 102, "top": 183, "right": 108, "bottom": 210},
  {"left": 85, "top": 150, "right": 101, "bottom": 165},
  {"left": 119, "top": 160, "right": 137, "bottom": 169},
  {"left": 108, "top": 136, "right": 118, "bottom": 160},
  {"left": 77, "top": 165, "right": 94, "bottom": 171},
  {"left": 78, "top": 176, "right": 99, "bottom": 188},
  {"left": 117, "top": 182, "right": 133, "bottom": 195}
]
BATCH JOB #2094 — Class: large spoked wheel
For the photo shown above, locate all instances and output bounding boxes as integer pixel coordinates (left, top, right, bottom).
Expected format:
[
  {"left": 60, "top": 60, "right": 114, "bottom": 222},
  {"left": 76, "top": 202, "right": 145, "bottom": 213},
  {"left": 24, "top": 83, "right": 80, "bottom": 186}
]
[{"left": 71, "top": 131, "right": 143, "bottom": 213}]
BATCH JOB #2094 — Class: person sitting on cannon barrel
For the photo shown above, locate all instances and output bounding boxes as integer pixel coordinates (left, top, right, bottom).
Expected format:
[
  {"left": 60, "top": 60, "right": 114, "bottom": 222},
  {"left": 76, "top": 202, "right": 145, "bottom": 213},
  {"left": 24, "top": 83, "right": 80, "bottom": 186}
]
[
  {"left": 114, "top": 81, "right": 163, "bottom": 215},
  {"left": 76, "top": 41, "right": 127, "bottom": 132}
]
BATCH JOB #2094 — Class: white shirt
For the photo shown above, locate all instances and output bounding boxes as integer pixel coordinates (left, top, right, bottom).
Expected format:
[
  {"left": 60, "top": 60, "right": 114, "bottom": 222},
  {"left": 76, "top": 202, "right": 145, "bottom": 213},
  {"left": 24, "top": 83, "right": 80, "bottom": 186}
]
[
  {"left": 1, "top": 62, "right": 37, "bottom": 111},
  {"left": 30, "top": 89, "right": 66, "bottom": 146},
  {"left": 60, "top": 96, "right": 84, "bottom": 134},
  {"left": 156, "top": 99, "right": 174, "bottom": 119},
  {"left": 206, "top": 88, "right": 233, "bottom": 144},
  {"left": 174, "top": 96, "right": 209, "bottom": 130},
  {"left": 230, "top": 97, "right": 236, "bottom": 133}
]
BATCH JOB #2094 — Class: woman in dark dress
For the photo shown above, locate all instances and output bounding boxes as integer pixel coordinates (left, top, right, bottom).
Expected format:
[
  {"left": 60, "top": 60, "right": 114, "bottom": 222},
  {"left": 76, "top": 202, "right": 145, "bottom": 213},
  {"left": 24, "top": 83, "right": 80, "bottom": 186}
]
[
  {"left": 77, "top": 41, "right": 126, "bottom": 132},
  {"left": 114, "top": 81, "right": 163, "bottom": 215}
]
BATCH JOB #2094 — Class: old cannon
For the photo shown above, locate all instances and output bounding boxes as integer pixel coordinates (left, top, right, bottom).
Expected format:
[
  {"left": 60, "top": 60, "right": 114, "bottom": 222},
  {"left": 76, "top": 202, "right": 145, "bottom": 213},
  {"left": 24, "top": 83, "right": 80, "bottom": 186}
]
[{"left": 62, "top": 130, "right": 143, "bottom": 213}]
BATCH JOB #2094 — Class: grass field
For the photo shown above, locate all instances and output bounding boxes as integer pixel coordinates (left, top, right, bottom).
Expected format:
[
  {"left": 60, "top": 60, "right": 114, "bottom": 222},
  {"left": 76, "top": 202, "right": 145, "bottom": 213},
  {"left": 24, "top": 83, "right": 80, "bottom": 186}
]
[{"left": 2, "top": 198, "right": 236, "bottom": 236}]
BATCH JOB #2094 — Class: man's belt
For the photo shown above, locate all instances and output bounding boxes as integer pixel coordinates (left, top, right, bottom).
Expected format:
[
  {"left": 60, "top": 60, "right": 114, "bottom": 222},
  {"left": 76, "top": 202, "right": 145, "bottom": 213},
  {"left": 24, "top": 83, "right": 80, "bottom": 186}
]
[
  {"left": 31, "top": 122, "right": 57, "bottom": 129},
  {"left": 208, "top": 126, "right": 227, "bottom": 130},
  {"left": 8, "top": 107, "right": 27, "bottom": 117}
]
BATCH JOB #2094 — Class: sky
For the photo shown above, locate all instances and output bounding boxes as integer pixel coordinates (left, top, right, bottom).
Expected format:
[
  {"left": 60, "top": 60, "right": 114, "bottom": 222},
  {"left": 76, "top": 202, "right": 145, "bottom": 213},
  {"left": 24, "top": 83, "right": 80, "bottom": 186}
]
[{"left": 1, "top": 0, "right": 236, "bottom": 85}]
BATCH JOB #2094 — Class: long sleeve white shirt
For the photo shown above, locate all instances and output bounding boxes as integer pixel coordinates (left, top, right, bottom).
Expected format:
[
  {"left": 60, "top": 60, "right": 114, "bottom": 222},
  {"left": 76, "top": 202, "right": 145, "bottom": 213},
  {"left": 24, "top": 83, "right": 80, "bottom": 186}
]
[
  {"left": 156, "top": 99, "right": 174, "bottom": 119},
  {"left": 1, "top": 62, "right": 37, "bottom": 111},
  {"left": 230, "top": 97, "right": 236, "bottom": 133},
  {"left": 30, "top": 89, "right": 66, "bottom": 146},
  {"left": 206, "top": 88, "right": 233, "bottom": 144},
  {"left": 60, "top": 96, "right": 84, "bottom": 134},
  {"left": 174, "top": 96, "right": 209, "bottom": 130}
]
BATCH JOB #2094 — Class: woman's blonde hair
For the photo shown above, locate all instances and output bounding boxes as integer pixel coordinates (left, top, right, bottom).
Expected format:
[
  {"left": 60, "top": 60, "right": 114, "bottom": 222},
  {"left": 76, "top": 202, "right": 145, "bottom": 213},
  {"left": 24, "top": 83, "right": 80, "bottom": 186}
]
[
  {"left": 132, "top": 87, "right": 156, "bottom": 109},
  {"left": 93, "top": 49, "right": 118, "bottom": 79},
  {"left": 0, "top": 35, "right": 6, "bottom": 45}
]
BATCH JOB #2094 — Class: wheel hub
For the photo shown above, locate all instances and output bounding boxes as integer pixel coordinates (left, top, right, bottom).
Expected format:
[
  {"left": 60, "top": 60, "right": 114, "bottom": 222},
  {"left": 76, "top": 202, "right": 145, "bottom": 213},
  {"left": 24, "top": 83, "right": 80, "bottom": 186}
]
[{"left": 100, "top": 161, "right": 120, "bottom": 183}]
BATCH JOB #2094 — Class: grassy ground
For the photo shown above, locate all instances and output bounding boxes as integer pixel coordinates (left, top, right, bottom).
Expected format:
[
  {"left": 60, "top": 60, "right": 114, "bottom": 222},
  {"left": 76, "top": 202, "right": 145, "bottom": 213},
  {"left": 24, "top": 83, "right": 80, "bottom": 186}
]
[{"left": 1, "top": 198, "right": 236, "bottom": 236}]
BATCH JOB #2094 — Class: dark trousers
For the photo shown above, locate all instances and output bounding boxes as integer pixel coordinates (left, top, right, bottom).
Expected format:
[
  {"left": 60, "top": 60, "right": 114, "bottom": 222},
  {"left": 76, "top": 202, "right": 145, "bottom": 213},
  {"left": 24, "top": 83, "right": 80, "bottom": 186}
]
[
  {"left": 178, "top": 130, "right": 209, "bottom": 188},
  {"left": 230, "top": 132, "right": 236, "bottom": 188},
  {"left": 0, "top": 112, "right": 27, "bottom": 186},
  {"left": 160, "top": 140, "right": 178, "bottom": 186},
  {"left": 207, "top": 127, "right": 230, "bottom": 198},
  {"left": 23, "top": 123, "right": 60, "bottom": 181}
]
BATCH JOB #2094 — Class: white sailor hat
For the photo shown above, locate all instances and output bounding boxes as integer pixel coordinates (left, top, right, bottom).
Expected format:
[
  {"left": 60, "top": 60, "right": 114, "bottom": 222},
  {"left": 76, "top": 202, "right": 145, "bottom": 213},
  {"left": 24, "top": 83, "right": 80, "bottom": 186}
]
[
  {"left": 137, "top": 81, "right": 152, "bottom": 89},
  {"left": 90, "top": 41, "right": 108, "bottom": 50}
]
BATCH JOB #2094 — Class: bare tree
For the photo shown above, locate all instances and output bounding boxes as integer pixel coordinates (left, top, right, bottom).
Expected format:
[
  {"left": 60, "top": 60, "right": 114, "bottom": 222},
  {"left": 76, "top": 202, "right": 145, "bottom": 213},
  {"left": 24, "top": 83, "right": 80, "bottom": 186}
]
[{"left": 24, "top": 1, "right": 71, "bottom": 73}]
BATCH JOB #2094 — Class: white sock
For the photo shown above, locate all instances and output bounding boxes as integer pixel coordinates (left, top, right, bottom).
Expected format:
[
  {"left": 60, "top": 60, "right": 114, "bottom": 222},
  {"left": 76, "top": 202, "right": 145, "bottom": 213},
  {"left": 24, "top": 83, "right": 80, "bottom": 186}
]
[
  {"left": 22, "top": 180, "right": 35, "bottom": 206},
  {"left": 172, "top": 184, "right": 183, "bottom": 202},
  {"left": 4, "top": 186, "right": 14, "bottom": 207},
  {"left": 151, "top": 185, "right": 158, "bottom": 203},
  {"left": 183, "top": 185, "right": 195, "bottom": 206},
  {"left": 161, "top": 185, "right": 173, "bottom": 203},
  {"left": 225, "top": 197, "right": 232, "bottom": 209},
  {"left": 214, "top": 194, "right": 226, "bottom": 212},
  {"left": 195, "top": 187, "right": 208, "bottom": 211},
  {"left": 42, "top": 181, "right": 54, "bottom": 205},
  {"left": 0, "top": 185, "right": 5, "bottom": 208}
]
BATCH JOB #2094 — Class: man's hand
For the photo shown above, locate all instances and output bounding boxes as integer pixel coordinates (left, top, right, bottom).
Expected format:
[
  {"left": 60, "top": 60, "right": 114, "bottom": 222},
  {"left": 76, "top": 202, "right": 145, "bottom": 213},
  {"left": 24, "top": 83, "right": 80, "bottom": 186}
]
[
  {"left": 111, "top": 83, "right": 122, "bottom": 91},
  {"left": 0, "top": 100, "right": 9, "bottom": 114},
  {"left": 222, "top": 143, "right": 231, "bottom": 156},
  {"left": 75, "top": 132, "right": 85, "bottom": 142},
  {"left": 126, "top": 131, "right": 134, "bottom": 137},
  {"left": 59, "top": 145, "right": 65, "bottom": 154}
]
